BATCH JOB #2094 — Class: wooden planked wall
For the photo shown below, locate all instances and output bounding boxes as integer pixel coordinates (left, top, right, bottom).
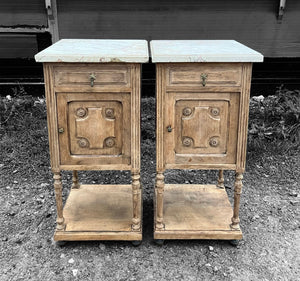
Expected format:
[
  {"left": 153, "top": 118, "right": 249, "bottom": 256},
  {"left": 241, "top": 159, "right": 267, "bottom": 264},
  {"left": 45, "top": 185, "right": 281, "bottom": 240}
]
[
  {"left": 0, "top": 0, "right": 47, "bottom": 58},
  {"left": 0, "top": 0, "right": 47, "bottom": 27},
  {"left": 57, "top": 0, "right": 300, "bottom": 58},
  {"left": 0, "top": 0, "right": 300, "bottom": 58}
]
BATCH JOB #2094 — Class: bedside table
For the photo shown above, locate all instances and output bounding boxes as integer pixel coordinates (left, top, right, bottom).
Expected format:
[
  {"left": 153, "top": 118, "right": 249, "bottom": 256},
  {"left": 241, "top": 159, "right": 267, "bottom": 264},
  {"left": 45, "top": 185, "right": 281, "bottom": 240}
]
[
  {"left": 35, "top": 39, "right": 148, "bottom": 242},
  {"left": 150, "top": 40, "right": 263, "bottom": 242}
]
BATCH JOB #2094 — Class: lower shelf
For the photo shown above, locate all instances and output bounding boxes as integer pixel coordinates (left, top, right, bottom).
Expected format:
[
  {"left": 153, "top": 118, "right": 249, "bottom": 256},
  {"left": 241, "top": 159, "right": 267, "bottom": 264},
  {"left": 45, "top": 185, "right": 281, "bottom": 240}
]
[
  {"left": 54, "top": 184, "right": 142, "bottom": 241},
  {"left": 154, "top": 184, "right": 242, "bottom": 240}
]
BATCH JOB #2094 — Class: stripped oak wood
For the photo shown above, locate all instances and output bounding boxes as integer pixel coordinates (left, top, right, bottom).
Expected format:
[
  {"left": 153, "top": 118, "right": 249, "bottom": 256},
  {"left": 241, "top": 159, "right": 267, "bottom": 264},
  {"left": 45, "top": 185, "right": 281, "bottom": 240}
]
[
  {"left": 55, "top": 231, "right": 142, "bottom": 241},
  {"left": 155, "top": 62, "right": 253, "bottom": 240},
  {"left": 63, "top": 185, "right": 133, "bottom": 232},
  {"left": 164, "top": 91, "right": 239, "bottom": 167},
  {"left": 53, "top": 64, "right": 131, "bottom": 88},
  {"left": 154, "top": 184, "right": 242, "bottom": 240},
  {"left": 155, "top": 64, "right": 166, "bottom": 230},
  {"left": 43, "top": 62, "right": 142, "bottom": 240},
  {"left": 236, "top": 63, "right": 252, "bottom": 173},
  {"left": 166, "top": 63, "right": 242, "bottom": 87},
  {"left": 56, "top": 92, "right": 131, "bottom": 166},
  {"left": 130, "top": 64, "right": 142, "bottom": 231}
]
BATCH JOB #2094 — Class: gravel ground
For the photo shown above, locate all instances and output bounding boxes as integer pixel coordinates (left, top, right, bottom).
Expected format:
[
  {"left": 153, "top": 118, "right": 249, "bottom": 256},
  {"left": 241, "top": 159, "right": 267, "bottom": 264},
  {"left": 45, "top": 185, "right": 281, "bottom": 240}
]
[{"left": 0, "top": 97, "right": 299, "bottom": 281}]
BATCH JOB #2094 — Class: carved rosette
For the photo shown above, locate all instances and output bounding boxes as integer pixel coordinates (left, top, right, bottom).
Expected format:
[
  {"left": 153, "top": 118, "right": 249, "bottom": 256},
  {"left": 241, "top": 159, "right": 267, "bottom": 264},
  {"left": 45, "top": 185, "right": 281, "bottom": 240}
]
[
  {"left": 182, "top": 107, "right": 192, "bottom": 117},
  {"left": 76, "top": 107, "right": 87, "bottom": 118},
  {"left": 182, "top": 137, "right": 193, "bottom": 147},
  {"left": 209, "top": 137, "right": 219, "bottom": 147},
  {"left": 105, "top": 137, "right": 115, "bottom": 148},
  {"left": 105, "top": 108, "right": 115, "bottom": 119},
  {"left": 210, "top": 107, "right": 220, "bottom": 117},
  {"left": 78, "top": 138, "right": 89, "bottom": 148}
]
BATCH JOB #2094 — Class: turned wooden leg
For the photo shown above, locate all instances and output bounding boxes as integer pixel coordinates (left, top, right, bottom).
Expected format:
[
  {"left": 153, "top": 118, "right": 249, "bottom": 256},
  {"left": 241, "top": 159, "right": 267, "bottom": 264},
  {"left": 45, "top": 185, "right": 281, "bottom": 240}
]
[
  {"left": 71, "top": 170, "right": 79, "bottom": 189},
  {"left": 217, "top": 169, "right": 225, "bottom": 188},
  {"left": 131, "top": 171, "right": 141, "bottom": 231},
  {"left": 231, "top": 172, "right": 243, "bottom": 230},
  {"left": 53, "top": 171, "right": 65, "bottom": 231},
  {"left": 155, "top": 172, "right": 165, "bottom": 230}
]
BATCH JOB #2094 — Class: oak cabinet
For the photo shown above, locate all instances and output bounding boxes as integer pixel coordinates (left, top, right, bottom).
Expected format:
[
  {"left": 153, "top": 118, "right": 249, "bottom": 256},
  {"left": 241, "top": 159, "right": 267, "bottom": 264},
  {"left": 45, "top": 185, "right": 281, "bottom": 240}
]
[
  {"left": 35, "top": 39, "right": 148, "bottom": 242},
  {"left": 151, "top": 40, "right": 263, "bottom": 242}
]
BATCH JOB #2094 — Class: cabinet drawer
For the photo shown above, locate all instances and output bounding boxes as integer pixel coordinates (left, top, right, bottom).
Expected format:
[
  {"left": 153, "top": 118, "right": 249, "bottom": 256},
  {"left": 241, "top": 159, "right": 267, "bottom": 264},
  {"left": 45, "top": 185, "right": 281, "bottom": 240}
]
[
  {"left": 53, "top": 64, "right": 131, "bottom": 88},
  {"left": 166, "top": 63, "right": 242, "bottom": 87}
]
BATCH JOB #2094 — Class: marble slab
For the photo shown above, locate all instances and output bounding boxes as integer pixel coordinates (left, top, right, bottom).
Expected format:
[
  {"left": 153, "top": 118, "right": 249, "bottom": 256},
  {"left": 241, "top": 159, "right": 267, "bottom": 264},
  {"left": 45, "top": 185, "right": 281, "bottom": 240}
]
[
  {"left": 35, "top": 39, "right": 149, "bottom": 63},
  {"left": 150, "top": 40, "right": 263, "bottom": 63}
]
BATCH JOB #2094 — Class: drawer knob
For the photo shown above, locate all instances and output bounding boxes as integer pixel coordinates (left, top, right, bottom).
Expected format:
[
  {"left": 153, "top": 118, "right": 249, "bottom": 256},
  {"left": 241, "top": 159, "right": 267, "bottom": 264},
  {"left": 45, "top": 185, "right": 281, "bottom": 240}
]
[
  {"left": 167, "top": 125, "right": 173, "bottom": 132},
  {"left": 201, "top": 73, "right": 208, "bottom": 86},
  {"left": 90, "top": 73, "right": 96, "bottom": 87},
  {"left": 58, "top": 127, "right": 64, "bottom": 134}
]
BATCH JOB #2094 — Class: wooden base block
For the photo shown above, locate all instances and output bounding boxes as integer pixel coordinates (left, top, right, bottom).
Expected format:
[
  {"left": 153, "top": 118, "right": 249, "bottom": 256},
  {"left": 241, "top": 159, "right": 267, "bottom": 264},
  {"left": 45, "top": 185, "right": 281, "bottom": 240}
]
[
  {"left": 54, "top": 185, "right": 142, "bottom": 241},
  {"left": 154, "top": 184, "right": 242, "bottom": 240}
]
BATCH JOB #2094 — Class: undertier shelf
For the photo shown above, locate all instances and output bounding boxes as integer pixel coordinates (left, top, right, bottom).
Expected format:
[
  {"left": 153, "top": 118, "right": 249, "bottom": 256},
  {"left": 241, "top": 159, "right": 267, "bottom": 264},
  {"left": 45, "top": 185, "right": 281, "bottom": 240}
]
[
  {"left": 154, "top": 184, "right": 242, "bottom": 240},
  {"left": 54, "top": 184, "right": 141, "bottom": 241}
]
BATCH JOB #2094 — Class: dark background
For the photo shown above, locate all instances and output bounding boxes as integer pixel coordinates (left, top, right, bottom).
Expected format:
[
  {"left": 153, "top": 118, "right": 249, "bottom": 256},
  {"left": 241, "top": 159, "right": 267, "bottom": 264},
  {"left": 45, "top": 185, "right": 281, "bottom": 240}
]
[{"left": 0, "top": 0, "right": 300, "bottom": 95}]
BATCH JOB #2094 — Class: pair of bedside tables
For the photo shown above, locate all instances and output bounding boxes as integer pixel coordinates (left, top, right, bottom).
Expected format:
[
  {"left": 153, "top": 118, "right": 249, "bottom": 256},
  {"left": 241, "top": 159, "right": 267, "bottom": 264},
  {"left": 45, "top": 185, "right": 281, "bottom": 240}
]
[{"left": 35, "top": 39, "right": 263, "bottom": 245}]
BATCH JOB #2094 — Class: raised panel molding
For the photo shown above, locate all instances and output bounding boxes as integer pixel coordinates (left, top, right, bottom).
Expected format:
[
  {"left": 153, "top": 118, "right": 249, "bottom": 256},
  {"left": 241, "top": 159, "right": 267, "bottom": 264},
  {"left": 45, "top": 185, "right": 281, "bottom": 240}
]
[
  {"left": 181, "top": 106, "right": 221, "bottom": 148},
  {"left": 174, "top": 99, "right": 229, "bottom": 156},
  {"left": 68, "top": 100, "right": 122, "bottom": 156},
  {"left": 75, "top": 107, "right": 116, "bottom": 149},
  {"left": 56, "top": 92, "right": 131, "bottom": 166}
]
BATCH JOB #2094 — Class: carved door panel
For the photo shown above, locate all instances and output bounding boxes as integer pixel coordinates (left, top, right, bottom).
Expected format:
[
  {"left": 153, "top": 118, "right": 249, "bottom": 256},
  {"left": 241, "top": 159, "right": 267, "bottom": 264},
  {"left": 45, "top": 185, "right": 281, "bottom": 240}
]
[
  {"left": 57, "top": 92, "right": 131, "bottom": 166},
  {"left": 164, "top": 92, "right": 240, "bottom": 166}
]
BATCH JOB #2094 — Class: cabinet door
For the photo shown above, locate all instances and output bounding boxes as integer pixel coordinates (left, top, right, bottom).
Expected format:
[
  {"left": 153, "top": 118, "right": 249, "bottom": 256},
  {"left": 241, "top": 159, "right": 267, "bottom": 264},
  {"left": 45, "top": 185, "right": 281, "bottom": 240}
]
[
  {"left": 164, "top": 92, "right": 239, "bottom": 167},
  {"left": 56, "top": 92, "right": 131, "bottom": 168}
]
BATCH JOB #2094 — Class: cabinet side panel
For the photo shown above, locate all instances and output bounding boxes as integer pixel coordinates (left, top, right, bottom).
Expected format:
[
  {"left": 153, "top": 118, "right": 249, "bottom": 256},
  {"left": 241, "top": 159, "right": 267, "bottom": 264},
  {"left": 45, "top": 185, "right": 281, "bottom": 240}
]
[
  {"left": 131, "top": 64, "right": 141, "bottom": 171},
  {"left": 236, "top": 63, "right": 252, "bottom": 172},
  {"left": 156, "top": 64, "right": 165, "bottom": 172},
  {"left": 43, "top": 63, "right": 60, "bottom": 171}
]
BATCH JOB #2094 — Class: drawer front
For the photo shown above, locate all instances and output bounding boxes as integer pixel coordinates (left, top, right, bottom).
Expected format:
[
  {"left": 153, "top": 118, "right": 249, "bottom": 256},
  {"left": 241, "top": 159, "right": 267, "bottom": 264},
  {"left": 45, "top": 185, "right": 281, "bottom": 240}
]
[
  {"left": 164, "top": 92, "right": 239, "bottom": 166},
  {"left": 54, "top": 64, "right": 131, "bottom": 88},
  {"left": 166, "top": 63, "right": 242, "bottom": 87}
]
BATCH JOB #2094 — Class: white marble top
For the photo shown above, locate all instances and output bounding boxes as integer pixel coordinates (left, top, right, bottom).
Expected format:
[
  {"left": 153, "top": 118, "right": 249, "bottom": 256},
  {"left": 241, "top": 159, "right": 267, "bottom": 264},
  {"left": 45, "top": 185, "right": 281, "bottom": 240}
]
[
  {"left": 150, "top": 40, "right": 263, "bottom": 63},
  {"left": 35, "top": 39, "right": 149, "bottom": 63}
]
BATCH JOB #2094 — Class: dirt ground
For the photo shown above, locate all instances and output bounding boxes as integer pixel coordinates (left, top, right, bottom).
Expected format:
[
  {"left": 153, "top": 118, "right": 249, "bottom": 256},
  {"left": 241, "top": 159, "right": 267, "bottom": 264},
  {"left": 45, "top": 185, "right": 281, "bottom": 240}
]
[{"left": 0, "top": 97, "right": 299, "bottom": 281}]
